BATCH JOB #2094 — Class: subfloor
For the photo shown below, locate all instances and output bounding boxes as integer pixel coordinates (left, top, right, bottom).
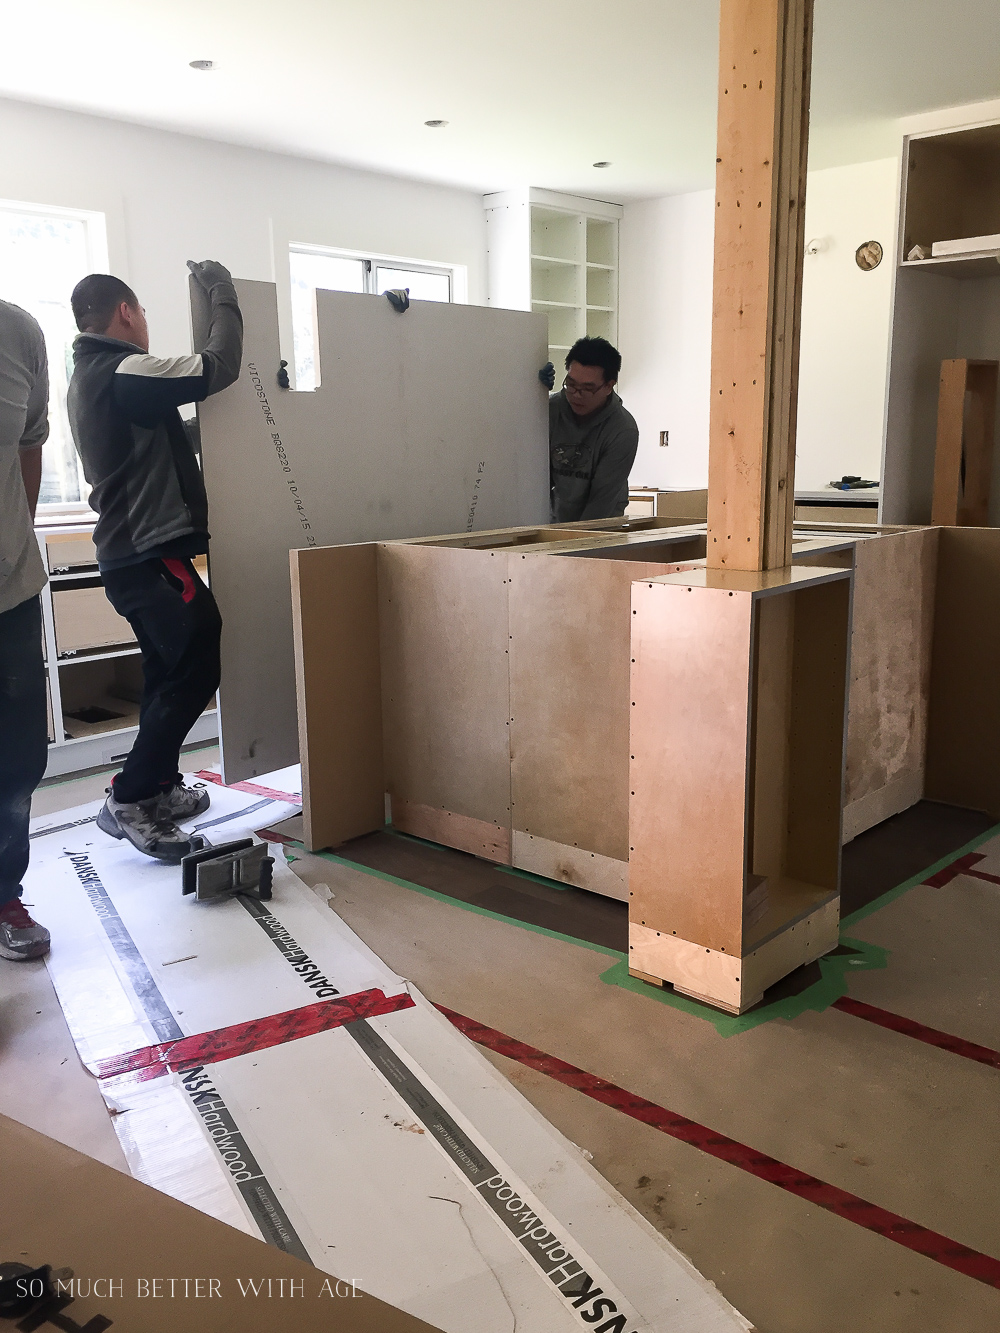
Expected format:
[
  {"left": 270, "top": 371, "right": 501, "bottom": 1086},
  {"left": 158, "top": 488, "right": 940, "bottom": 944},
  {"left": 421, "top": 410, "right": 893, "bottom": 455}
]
[{"left": 4, "top": 756, "right": 999, "bottom": 1333}]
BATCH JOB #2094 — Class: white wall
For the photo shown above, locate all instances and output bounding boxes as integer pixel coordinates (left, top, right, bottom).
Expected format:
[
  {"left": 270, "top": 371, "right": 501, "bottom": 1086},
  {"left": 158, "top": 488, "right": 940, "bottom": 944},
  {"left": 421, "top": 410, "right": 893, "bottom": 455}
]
[
  {"left": 0, "top": 97, "right": 487, "bottom": 365},
  {"left": 617, "top": 190, "right": 715, "bottom": 489},
  {"left": 617, "top": 157, "right": 899, "bottom": 493},
  {"left": 795, "top": 158, "right": 898, "bottom": 489}
]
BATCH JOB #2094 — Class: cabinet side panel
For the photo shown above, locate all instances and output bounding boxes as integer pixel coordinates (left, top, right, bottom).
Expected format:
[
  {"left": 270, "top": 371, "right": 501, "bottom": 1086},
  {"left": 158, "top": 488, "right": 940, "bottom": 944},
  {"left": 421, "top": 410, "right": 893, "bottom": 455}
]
[
  {"left": 925, "top": 527, "right": 1000, "bottom": 816},
  {"left": 379, "top": 545, "right": 512, "bottom": 843},
  {"left": 628, "top": 582, "right": 752, "bottom": 954},
  {"left": 843, "top": 528, "right": 938, "bottom": 839},
  {"left": 786, "top": 578, "right": 851, "bottom": 888},
  {"left": 291, "top": 544, "right": 383, "bottom": 851},
  {"left": 509, "top": 556, "right": 681, "bottom": 864}
]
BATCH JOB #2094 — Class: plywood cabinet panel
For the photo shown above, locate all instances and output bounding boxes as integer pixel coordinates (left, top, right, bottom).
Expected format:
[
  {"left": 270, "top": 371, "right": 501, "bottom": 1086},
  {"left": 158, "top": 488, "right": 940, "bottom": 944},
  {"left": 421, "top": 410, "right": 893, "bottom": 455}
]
[{"left": 379, "top": 543, "right": 513, "bottom": 842}]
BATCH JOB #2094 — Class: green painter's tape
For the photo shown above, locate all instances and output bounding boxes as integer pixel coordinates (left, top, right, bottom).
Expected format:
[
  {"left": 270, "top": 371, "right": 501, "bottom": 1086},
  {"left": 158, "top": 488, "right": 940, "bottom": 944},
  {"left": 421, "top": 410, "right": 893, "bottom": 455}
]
[
  {"left": 297, "top": 820, "right": 1000, "bottom": 1038},
  {"left": 598, "top": 938, "right": 889, "bottom": 1037}
]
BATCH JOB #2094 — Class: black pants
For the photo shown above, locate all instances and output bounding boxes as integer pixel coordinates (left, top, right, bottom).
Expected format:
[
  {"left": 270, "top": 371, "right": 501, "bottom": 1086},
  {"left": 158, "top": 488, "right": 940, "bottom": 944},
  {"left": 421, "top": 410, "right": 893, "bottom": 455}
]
[
  {"left": 0, "top": 596, "right": 49, "bottom": 908},
  {"left": 101, "top": 558, "right": 222, "bottom": 805}
]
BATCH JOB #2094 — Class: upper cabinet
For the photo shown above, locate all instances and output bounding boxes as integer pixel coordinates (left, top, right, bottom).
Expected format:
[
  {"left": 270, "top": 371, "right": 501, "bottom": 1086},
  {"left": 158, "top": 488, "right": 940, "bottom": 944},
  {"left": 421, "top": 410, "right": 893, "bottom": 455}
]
[
  {"left": 484, "top": 188, "right": 622, "bottom": 369},
  {"left": 881, "top": 119, "right": 1000, "bottom": 524}
]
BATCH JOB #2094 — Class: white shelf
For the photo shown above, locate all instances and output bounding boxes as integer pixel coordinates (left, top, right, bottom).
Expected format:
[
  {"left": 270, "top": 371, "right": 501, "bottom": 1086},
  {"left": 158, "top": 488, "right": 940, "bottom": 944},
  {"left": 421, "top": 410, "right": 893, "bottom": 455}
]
[
  {"left": 36, "top": 524, "right": 218, "bottom": 777},
  {"left": 485, "top": 191, "right": 619, "bottom": 353},
  {"left": 57, "top": 645, "right": 141, "bottom": 665},
  {"left": 900, "top": 253, "right": 1000, "bottom": 280}
]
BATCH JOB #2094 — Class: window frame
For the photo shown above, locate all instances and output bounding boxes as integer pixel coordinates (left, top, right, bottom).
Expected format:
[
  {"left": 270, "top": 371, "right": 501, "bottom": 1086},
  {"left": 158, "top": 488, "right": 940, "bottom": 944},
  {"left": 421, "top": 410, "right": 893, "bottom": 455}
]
[
  {"left": 0, "top": 196, "right": 110, "bottom": 520},
  {"left": 288, "top": 241, "right": 465, "bottom": 390}
]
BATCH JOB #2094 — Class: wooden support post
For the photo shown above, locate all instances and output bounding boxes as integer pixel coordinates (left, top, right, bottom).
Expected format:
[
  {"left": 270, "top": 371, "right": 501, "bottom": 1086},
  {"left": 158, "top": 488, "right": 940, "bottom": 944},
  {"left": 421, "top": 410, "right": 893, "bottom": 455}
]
[
  {"left": 627, "top": 0, "right": 843, "bottom": 1015},
  {"left": 706, "top": 0, "right": 814, "bottom": 572},
  {"left": 931, "top": 359, "right": 999, "bottom": 527}
]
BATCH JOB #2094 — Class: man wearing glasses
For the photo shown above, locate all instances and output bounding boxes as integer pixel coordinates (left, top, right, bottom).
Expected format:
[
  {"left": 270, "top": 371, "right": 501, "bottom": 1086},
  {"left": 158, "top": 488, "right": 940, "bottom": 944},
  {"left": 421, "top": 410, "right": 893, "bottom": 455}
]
[{"left": 541, "top": 336, "right": 638, "bottom": 523}]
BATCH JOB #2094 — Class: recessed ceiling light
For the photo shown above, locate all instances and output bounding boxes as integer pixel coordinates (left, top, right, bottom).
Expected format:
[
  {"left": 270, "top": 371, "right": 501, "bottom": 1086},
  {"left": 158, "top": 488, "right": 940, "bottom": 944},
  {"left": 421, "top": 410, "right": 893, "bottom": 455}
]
[
  {"left": 593, "top": 160, "right": 612, "bottom": 169},
  {"left": 424, "top": 119, "right": 448, "bottom": 128},
  {"left": 189, "top": 59, "right": 215, "bottom": 71}
]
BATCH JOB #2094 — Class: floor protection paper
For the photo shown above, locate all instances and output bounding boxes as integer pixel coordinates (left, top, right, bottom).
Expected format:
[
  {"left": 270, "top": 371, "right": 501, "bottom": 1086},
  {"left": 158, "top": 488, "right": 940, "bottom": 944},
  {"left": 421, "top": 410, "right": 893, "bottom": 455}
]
[{"left": 25, "top": 771, "right": 749, "bottom": 1333}]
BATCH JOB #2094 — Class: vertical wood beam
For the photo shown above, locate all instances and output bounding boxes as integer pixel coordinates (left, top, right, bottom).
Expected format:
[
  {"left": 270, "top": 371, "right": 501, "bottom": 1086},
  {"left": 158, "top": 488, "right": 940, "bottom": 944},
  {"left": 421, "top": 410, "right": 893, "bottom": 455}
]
[{"left": 706, "top": 0, "right": 814, "bottom": 572}]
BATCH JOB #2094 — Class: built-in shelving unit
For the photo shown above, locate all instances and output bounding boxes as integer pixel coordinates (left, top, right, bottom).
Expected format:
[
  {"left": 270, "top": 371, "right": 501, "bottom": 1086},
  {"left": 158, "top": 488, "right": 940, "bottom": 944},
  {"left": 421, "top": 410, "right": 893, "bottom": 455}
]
[
  {"left": 36, "top": 521, "right": 217, "bottom": 777},
  {"left": 484, "top": 188, "right": 622, "bottom": 368},
  {"left": 881, "top": 118, "right": 1000, "bottom": 524}
]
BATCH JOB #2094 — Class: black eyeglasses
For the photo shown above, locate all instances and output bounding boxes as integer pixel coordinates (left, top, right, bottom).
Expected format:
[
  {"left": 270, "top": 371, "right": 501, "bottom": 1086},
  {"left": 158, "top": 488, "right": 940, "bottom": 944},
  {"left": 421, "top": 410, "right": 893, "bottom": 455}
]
[{"left": 563, "top": 376, "right": 608, "bottom": 398}]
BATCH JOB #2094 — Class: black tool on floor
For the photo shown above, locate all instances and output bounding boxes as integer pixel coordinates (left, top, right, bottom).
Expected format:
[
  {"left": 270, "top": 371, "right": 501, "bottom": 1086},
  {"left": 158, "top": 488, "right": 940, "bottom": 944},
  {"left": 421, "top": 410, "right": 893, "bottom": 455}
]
[
  {"left": 181, "top": 838, "right": 274, "bottom": 902},
  {"left": 0, "top": 1262, "right": 112, "bottom": 1331}
]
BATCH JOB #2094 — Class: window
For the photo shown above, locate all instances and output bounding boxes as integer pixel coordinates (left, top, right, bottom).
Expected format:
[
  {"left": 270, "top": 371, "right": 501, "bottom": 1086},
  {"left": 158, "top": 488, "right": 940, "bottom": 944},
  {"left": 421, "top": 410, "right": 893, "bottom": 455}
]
[
  {"left": 289, "top": 245, "right": 455, "bottom": 391},
  {"left": 0, "top": 200, "right": 109, "bottom": 512}
]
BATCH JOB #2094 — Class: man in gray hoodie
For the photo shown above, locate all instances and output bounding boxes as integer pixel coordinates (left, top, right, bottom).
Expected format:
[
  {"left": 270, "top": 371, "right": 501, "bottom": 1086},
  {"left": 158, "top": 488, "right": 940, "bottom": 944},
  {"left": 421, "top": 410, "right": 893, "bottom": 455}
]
[
  {"left": 545, "top": 336, "right": 638, "bottom": 523},
  {"left": 67, "top": 261, "right": 242, "bottom": 862}
]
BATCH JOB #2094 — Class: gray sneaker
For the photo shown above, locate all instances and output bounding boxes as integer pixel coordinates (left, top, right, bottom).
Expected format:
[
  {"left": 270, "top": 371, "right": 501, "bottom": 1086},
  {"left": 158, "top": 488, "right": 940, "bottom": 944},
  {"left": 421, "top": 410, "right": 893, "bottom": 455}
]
[
  {"left": 0, "top": 897, "right": 51, "bottom": 961},
  {"left": 159, "top": 782, "right": 211, "bottom": 823},
  {"left": 97, "top": 792, "right": 205, "bottom": 864}
]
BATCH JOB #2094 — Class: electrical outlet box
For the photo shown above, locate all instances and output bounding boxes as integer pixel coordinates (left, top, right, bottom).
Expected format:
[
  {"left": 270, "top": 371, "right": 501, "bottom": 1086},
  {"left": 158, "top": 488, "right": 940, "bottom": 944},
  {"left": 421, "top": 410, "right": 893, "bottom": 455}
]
[{"left": 659, "top": 430, "right": 669, "bottom": 447}]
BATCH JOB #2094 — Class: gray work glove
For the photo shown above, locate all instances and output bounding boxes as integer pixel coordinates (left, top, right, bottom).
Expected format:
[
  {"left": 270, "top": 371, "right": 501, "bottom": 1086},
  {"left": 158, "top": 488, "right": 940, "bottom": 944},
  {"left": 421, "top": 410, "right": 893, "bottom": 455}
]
[
  {"left": 538, "top": 361, "right": 555, "bottom": 391},
  {"left": 186, "top": 259, "right": 234, "bottom": 291}
]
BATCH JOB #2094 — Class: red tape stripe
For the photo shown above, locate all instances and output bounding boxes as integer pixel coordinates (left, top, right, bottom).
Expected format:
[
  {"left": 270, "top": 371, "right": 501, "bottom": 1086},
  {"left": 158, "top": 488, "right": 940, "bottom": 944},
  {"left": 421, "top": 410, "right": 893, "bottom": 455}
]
[
  {"left": 255, "top": 825, "right": 298, "bottom": 845},
  {"left": 832, "top": 997, "right": 1000, "bottom": 1069},
  {"left": 921, "top": 851, "right": 1000, "bottom": 888},
  {"left": 95, "top": 988, "right": 413, "bottom": 1079},
  {"left": 437, "top": 1005, "right": 1000, "bottom": 1290},
  {"left": 195, "top": 770, "right": 302, "bottom": 806}
]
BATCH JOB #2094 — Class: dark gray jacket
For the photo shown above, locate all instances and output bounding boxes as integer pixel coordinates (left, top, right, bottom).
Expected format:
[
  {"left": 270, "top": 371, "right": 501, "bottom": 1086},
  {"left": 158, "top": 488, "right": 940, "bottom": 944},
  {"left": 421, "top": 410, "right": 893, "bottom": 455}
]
[
  {"left": 549, "top": 389, "right": 639, "bottom": 523},
  {"left": 67, "top": 283, "right": 242, "bottom": 568}
]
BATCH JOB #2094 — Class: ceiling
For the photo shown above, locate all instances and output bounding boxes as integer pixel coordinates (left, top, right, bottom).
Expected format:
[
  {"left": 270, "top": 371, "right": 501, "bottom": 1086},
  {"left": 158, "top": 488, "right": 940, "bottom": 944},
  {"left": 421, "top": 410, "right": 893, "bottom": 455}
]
[{"left": 3, "top": 0, "right": 999, "bottom": 200}]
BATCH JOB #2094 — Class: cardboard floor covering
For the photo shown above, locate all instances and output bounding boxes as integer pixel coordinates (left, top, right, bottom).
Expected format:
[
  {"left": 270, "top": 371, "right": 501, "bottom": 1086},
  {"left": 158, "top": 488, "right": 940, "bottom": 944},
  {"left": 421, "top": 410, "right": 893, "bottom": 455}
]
[{"left": 25, "top": 769, "right": 749, "bottom": 1333}]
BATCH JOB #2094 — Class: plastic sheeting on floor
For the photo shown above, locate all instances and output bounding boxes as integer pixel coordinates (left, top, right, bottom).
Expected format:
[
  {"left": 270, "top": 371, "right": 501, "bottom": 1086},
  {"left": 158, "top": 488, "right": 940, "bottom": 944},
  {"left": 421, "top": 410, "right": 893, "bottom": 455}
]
[{"left": 25, "top": 769, "right": 749, "bottom": 1333}]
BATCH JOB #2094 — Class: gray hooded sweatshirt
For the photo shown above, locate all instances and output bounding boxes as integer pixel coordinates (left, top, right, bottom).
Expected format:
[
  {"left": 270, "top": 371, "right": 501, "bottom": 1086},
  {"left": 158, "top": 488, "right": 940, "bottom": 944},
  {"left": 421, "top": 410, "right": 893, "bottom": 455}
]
[
  {"left": 67, "top": 280, "right": 242, "bottom": 569},
  {"left": 549, "top": 388, "right": 639, "bottom": 523}
]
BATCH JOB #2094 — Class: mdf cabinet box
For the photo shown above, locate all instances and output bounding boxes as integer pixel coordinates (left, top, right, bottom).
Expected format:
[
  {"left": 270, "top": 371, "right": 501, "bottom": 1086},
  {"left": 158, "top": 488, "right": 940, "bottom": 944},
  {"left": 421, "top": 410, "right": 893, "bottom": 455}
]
[
  {"left": 628, "top": 565, "right": 852, "bottom": 1013},
  {"left": 52, "top": 585, "right": 137, "bottom": 655}
]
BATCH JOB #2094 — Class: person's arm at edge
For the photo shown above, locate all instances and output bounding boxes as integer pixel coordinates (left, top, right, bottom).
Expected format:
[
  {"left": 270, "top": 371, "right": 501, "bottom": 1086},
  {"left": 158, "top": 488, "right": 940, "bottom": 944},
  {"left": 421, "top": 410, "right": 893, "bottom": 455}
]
[
  {"left": 578, "top": 418, "right": 639, "bottom": 520},
  {"left": 19, "top": 446, "right": 42, "bottom": 521},
  {"left": 19, "top": 328, "right": 49, "bottom": 521},
  {"left": 113, "top": 261, "right": 244, "bottom": 424},
  {"left": 187, "top": 259, "right": 243, "bottom": 397}
]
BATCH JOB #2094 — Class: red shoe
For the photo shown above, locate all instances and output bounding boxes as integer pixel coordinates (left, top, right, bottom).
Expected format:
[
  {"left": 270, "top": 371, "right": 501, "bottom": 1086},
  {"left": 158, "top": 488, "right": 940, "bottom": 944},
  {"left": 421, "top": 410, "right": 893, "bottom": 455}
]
[{"left": 0, "top": 898, "right": 51, "bottom": 961}]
